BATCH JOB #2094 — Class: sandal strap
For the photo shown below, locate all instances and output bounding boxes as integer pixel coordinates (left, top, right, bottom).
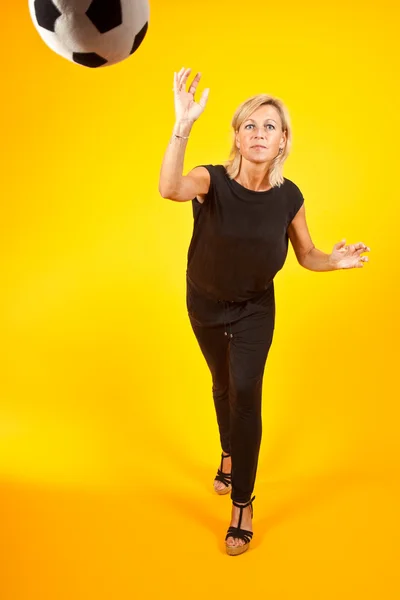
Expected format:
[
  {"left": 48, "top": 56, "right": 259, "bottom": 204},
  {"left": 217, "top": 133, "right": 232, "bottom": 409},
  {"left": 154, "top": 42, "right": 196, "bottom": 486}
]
[
  {"left": 231, "top": 495, "right": 256, "bottom": 529},
  {"left": 232, "top": 495, "right": 255, "bottom": 509},
  {"left": 215, "top": 469, "right": 232, "bottom": 486},
  {"left": 225, "top": 526, "right": 253, "bottom": 543},
  {"left": 219, "top": 452, "right": 231, "bottom": 471}
]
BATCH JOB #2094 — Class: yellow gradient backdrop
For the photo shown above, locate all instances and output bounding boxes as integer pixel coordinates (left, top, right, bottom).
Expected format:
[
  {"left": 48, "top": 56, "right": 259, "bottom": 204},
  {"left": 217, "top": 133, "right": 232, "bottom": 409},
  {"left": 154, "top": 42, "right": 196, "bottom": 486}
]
[{"left": 1, "top": 0, "right": 399, "bottom": 598}]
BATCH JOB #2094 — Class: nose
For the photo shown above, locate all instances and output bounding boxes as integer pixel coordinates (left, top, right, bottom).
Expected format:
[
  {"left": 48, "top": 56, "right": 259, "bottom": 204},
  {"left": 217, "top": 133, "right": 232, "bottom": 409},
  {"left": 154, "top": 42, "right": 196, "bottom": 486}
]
[{"left": 254, "top": 128, "right": 266, "bottom": 138}]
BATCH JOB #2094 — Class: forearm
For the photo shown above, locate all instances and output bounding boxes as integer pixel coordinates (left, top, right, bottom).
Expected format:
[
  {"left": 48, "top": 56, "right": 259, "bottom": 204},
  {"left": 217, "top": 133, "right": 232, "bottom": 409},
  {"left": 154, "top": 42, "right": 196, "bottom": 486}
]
[
  {"left": 158, "top": 119, "right": 194, "bottom": 197},
  {"left": 300, "top": 246, "right": 339, "bottom": 271}
]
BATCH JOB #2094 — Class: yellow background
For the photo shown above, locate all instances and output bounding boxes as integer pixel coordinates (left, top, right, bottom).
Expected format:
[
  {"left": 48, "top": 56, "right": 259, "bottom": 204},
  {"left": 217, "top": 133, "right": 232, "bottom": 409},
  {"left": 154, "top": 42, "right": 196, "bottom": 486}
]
[{"left": 1, "top": 0, "right": 399, "bottom": 597}]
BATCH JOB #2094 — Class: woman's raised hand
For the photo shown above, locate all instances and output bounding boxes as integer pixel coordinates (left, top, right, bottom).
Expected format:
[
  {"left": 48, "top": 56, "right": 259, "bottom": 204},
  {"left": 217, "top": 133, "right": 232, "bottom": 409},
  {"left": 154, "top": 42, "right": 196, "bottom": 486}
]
[{"left": 173, "top": 67, "right": 210, "bottom": 124}]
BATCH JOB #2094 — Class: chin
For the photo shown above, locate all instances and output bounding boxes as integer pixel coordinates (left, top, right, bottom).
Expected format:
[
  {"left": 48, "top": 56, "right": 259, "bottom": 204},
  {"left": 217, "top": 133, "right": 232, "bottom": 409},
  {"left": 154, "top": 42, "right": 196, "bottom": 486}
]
[{"left": 250, "top": 157, "right": 270, "bottom": 164}]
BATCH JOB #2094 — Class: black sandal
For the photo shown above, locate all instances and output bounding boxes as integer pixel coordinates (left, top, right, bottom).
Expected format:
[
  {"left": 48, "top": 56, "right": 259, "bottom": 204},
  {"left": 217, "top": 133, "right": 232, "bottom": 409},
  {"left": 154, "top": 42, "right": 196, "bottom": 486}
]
[
  {"left": 214, "top": 452, "right": 232, "bottom": 495},
  {"left": 225, "top": 495, "right": 255, "bottom": 556}
]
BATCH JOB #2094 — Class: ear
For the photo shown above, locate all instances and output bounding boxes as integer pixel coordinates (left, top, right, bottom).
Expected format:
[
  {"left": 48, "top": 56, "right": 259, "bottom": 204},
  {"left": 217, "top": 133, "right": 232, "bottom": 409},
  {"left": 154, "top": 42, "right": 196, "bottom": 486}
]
[{"left": 235, "top": 131, "right": 240, "bottom": 148}]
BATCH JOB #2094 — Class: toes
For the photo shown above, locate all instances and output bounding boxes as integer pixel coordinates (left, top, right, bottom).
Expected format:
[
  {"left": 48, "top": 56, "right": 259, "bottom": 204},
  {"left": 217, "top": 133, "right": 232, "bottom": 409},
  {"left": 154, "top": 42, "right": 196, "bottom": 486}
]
[{"left": 226, "top": 536, "right": 244, "bottom": 547}]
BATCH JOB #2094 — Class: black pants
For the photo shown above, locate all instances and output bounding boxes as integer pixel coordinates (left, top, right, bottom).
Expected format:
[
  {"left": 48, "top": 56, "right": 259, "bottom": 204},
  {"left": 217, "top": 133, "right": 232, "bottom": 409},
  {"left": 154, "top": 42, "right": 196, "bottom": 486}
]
[{"left": 187, "top": 277, "right": 275, "bottom": 503}]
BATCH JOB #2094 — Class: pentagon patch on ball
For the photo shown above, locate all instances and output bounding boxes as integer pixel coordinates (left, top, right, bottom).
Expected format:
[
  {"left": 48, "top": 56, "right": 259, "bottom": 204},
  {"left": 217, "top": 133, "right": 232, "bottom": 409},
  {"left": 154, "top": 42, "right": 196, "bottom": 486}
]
[{"left": 28, "top": 0, "right": 149, "bottom": 67}]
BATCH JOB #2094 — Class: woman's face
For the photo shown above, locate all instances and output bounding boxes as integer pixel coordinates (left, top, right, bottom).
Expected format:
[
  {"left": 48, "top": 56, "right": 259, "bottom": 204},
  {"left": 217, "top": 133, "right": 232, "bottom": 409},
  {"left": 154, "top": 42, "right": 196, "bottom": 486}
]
[{"left": 235, "top": 104, "right": 286, "bottom": 164}]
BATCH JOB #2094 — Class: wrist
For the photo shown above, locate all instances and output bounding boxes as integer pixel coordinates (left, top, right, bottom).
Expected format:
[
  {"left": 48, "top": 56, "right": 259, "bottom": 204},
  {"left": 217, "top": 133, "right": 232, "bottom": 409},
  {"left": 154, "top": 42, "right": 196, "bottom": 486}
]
[
  {"left": 328, "top": 254, "right": 340, "bottom": 270},
  {"left": 173, "top": 119, "right": 194, "bottom": 136}
]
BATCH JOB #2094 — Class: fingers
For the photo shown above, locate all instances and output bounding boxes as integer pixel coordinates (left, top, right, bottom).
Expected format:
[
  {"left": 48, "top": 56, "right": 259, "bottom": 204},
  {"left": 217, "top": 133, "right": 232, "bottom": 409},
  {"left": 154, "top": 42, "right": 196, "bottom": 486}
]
[
  {"left": 173, "top": 67, "right": 185, "bottom": 92},
  {"left": 173, "top": 67, "right": 186, "bottom": 92},
  {"left": 175, "top": 67, "right": 191, "bottom": 92},
  {"left": 336, "top": 240, "right": 371, "bottom": 254},
  {"left": 180, "top": 67, "right": 192, "bottom": 89},
  {"left": 351, "top": 242, "right": 370, "bottom": 252},
  {"left": 352, "top": 242, "right": 371, "bottom": 251},
  {"left": 352, "top": 242, "right": 371, "bottom": 255},
  {"left": 335, "top": 239, "right": 346, "bottom": 250},
  {"left": 338, "top": 241, "right": 371, "bottom": 255},
  {"left": 355, "top": 255, "right": 369, "bottom": 268},
  {"left": 188, "top": 71, "right": 202, "bottom": 97},
  {"left": 198, "top": 87, "right": 210, "bottom": 109},
  {"left": 173, "top": 67, "right": 205, "bottom": 97}
]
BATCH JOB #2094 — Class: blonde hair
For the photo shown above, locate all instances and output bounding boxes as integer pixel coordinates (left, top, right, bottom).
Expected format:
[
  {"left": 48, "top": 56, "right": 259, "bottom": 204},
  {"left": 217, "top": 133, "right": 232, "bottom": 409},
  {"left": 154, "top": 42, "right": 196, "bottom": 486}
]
[{"left": 224, "top": 94, "right": 292, "bottom": 188}]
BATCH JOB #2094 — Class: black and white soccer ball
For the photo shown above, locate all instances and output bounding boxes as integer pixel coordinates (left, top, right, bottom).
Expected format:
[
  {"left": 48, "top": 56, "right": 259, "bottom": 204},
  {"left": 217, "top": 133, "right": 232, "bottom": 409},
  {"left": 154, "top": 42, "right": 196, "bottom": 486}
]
[{"left": 28, "top": 0, "right": 149, "bottom": 68}]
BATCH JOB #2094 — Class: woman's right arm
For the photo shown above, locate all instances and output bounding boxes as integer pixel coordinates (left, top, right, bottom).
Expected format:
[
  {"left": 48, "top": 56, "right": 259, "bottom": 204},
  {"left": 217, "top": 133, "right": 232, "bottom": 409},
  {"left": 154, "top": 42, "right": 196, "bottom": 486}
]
[{"left": 158, "top": 68, "right": 210, "bottom": 202}]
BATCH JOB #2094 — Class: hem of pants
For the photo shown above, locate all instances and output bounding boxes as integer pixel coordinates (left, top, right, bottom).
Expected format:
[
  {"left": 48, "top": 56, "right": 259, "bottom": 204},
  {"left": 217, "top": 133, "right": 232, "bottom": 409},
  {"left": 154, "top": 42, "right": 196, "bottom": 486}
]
[{"left": 230, "top": 493, "right": 253, "bottom": 503}]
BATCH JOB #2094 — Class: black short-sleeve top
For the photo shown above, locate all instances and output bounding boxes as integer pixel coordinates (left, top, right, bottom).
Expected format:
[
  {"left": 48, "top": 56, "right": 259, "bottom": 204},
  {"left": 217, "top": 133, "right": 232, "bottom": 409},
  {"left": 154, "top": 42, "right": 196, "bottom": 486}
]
[{"left": 186, "top": 164, "right": 304, "bottom": 303}]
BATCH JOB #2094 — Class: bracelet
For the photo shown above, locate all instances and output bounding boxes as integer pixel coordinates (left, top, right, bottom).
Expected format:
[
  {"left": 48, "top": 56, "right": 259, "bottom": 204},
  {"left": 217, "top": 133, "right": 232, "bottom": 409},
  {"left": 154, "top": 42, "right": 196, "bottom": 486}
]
[{"left": 173, "top": 133, "right": 189, "bottom": 140}]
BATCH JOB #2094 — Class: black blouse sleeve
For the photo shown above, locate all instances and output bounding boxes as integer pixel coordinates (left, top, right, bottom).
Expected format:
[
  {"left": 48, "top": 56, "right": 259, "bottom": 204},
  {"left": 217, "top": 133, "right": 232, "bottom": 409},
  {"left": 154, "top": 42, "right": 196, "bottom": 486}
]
[
  {"left": 288, "top": 183, "right": 305, "bottom": 224},
  {"left": 191, "top": 164, "right": 214, "bottom": 204}
]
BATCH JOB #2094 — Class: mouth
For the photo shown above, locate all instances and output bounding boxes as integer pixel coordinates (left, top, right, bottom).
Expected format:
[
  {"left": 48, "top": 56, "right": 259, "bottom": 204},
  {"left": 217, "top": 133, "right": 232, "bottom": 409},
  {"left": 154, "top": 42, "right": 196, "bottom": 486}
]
[{"left": 251, "top": 145, "right": 267, "bottom": 149}]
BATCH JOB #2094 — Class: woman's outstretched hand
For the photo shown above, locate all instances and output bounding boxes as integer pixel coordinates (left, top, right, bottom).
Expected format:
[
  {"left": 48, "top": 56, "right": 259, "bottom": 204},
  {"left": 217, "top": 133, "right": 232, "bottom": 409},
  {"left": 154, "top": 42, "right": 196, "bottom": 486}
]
[
  {"left": 329, "top": 239, "right": 371, "bottom": 269},
  {"left": 173, "top": 67, "right": 209, "bottom": 124}
]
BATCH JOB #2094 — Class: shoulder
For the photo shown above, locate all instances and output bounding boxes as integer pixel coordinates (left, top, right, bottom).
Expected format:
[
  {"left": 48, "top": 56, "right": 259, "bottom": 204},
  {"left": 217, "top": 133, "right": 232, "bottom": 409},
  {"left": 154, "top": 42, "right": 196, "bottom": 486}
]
[
  {"left": 196, "top": 164, "right": 227, "bottom": 177},
  {"left": 281, "top": 178, "right": 305, "bottom": 222},
  {"left": 281, "top": 178, "right": 305, "bottom": 206},
  {"left": 191, "top": 164, "right": 227, "bottom": 204},
  {"left": 190, "top": 164, "right": 224, "bottom": 186},
  {"left": 281, "top": 177, "right": 304, "bottom": 197}
]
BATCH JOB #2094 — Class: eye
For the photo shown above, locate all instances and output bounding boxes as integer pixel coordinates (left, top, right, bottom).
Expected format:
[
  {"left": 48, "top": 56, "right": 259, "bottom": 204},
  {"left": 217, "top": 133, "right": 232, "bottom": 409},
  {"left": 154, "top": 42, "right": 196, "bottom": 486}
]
[{"left": 244, "top": 123, "right": 275, "bottom": 130}]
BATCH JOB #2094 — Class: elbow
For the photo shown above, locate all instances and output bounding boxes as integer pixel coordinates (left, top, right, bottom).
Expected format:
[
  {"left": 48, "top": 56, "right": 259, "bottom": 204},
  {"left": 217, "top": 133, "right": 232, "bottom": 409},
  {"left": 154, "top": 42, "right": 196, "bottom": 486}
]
[
  {"left": 298, "top": 258, "right": 309, "bottom": 270},
  {"left": 298, "top": 245, "right": 315, "bottom": 269},
  {"left": 158, "top": 180, "right": 168, "bottom": 198},
  {"left": 159, "top": 188, "right": 182, "bottom": 201},
  {"left": 159, "top": 185, "right": 173, "bottom": 199},
  {"left": 298, "top": 251, "right": 307, "bottom": 267},
  {"left": 158, "top": 181, "right": 179, "bottom": 200}
]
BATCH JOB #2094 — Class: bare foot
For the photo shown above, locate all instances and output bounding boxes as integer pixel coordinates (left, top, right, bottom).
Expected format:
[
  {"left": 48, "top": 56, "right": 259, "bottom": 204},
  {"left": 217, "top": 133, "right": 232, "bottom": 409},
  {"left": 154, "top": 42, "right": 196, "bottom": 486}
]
[
  {"left": 225, "top": 501, "right": 253, "bottom": 548},
  {"left": 214, "top": 452, "right": 231, "bottom": 493}
]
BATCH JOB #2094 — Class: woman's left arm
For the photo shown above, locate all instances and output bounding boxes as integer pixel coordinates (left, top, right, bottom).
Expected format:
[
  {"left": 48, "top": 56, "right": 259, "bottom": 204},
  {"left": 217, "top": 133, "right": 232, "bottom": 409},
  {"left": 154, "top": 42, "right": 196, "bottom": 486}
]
[{"left": 287, "top": 204, "right": 370, "bottom": 271}]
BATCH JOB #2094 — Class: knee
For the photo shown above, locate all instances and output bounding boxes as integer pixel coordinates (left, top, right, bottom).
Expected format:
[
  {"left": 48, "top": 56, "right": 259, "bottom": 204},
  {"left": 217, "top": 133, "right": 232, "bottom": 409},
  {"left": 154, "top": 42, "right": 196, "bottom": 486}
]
[
  {"left": 230, "top": 379, "right": 262, "bottom": 417},
  {"left": 232, "top": 375, "right": 262, "bottom": 399},
  {"left": 212, "top": 379, "right": 229, "bottom": 398},
  {"left": 233, "top": 403, "right": 261, "bottom": 421}
]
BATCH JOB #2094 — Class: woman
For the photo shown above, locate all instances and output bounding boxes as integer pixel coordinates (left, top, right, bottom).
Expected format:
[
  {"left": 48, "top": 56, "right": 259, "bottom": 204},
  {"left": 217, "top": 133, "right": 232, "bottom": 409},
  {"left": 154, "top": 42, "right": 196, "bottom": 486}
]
[{"left": 158, "top": 67, "right": 370, "bottom": 556}]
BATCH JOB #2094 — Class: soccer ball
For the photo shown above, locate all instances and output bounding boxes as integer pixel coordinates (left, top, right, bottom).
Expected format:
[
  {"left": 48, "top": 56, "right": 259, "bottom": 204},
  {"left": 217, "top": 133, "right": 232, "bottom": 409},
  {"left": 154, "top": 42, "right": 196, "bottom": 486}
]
[{"left": 28, "top": 0, "right": 149, "bottom": 68}]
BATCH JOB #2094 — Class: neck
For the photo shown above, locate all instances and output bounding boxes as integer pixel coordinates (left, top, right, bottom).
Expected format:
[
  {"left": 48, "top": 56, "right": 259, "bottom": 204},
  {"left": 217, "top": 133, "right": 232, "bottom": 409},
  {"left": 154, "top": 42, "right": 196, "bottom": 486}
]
[{"left": 235, "top": 160, "right": 272, "bottom": 192}]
